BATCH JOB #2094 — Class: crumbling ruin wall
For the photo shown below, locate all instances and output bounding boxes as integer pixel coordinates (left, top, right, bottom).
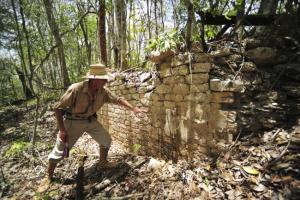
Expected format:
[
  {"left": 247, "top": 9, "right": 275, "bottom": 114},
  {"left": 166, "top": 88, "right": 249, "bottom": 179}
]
[{"left": 98, "top": 52, "right": 244, "bottom": 160}]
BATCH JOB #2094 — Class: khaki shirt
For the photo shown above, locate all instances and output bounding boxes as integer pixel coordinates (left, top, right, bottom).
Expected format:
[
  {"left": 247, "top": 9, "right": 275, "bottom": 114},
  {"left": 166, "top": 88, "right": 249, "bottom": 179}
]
[{"left": 54, "top": 80, "right": 122, "bottom": 118}]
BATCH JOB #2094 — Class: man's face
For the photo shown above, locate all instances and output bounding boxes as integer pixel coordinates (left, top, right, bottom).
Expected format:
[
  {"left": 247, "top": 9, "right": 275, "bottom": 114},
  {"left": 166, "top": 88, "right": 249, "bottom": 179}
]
[{"left": 90, "top": 79, "right": 107, "bottom": 89}]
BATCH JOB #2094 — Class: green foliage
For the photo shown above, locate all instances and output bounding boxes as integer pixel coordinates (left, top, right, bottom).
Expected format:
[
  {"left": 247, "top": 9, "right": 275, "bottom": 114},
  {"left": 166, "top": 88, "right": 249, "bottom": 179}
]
[
  {"left": 4, "top": 140, "right": 31, "bottom": 158},
  {"left": 145, "top": 29, "right": 183, "bottom": 53},
  {"left": 132, "top": 143, "right": 141, "bottom": 154}
]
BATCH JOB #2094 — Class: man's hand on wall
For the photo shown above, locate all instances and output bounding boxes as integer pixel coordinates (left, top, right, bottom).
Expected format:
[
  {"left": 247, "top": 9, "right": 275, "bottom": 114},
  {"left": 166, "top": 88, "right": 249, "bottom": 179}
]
[
  {"left": 133, "top": 107, "right": 147, "bottom": 117},
  {"left": 133, "top": 107, "right": 146, "bottom": 113}
]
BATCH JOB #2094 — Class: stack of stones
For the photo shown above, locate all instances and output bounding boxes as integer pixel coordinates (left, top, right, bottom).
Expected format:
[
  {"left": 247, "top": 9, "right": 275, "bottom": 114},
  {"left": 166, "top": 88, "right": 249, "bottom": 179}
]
[{"left": 99, "top": 52, "right": 243, "bottom": 160}]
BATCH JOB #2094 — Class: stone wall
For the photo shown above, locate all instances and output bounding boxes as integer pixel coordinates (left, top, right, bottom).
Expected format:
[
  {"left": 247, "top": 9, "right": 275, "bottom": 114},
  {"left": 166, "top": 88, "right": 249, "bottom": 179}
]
[{"left": 98, "top": 53, "right": 243, "bottom": 161}]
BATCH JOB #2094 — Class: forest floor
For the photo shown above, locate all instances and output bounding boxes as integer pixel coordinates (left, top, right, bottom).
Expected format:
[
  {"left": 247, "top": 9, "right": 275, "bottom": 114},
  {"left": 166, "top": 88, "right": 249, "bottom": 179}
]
[{"left": 0, "top": 102, "right": 300, "bottom": 200}]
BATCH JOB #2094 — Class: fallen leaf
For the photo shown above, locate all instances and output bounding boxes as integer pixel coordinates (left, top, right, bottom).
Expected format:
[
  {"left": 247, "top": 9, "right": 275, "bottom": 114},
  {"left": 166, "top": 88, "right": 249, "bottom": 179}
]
[
  {"left": 242, "top": 166, "right": 259, "bottom": 175},
  {"left": 252, "top": 184, "right": 266, "bottom": 192}
]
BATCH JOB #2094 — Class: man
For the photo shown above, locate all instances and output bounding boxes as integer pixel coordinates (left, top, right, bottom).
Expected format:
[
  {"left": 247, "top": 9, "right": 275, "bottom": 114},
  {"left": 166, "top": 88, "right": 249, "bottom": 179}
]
[{"left": 39, "top": 63, "right": 145, "bottom": 191}]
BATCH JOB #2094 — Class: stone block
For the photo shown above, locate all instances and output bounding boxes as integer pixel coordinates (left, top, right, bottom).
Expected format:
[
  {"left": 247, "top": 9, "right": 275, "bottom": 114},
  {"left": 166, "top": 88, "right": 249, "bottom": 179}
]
[
  {"left": 210, "top": 79, "right": 244, "bottom": 92},
  {"left": 165, "top": 94, "right": 175, "bottom": 101},
  {"left": 159, "top": 61, "right": 171, "bottom": 70},
  {"left": 160, "top": 68, "right": 172, "bottom": 77},
  {"left": 174, "top": 94, "right": 184, "bottom": 102},
  {"left": 132, "top": 93, "right": 140, "bottom": 100},
  {"left": 171, "top": 54, "right": 189, "bottom": 66},
  {"left": 190, "top": 84, "right": 209, "bottom": 93},
  {"left": 192, "top": 63, "right": 211, "bottom": 73},
  {"left": 163, "top": 76, "right": 185, "bottom": 85},
  {"left": 164, "top": 101, "right": 176, "bottom": 108},
  {"left": 184, "top": 93, "right": 207, "bottom": 102},
  {"left": 186, "top": 74, "right": 209, "bottom": 84},
  {"left": 174, "top": 65, "right": 189, "bottom": 75},
  {"left": 211, "top": 92, "right": 234, "bottom": 103},
  {"left": 155, "top": 85, "right": 172, "bottom": 94},
  {"left": 129, "top": 87, "right": 136, "bottom": 93},
  {"left": 173, "top": 83, "right": 189, "bottom": 94},
  {"left": 193, "top": 53, "right": 211, "bottom": 63}
]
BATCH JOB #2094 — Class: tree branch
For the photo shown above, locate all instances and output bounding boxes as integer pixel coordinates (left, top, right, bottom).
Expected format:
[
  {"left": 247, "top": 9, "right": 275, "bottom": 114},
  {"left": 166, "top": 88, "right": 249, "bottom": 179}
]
[{"left": 60, "top": 9, "right": 94, "bottom": 38}]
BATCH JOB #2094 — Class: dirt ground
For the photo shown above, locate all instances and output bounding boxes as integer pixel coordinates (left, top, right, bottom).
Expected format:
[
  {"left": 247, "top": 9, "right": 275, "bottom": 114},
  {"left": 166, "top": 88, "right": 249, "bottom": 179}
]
[{"left": 0, "top": 103, "right": 299, "bottom": 200}]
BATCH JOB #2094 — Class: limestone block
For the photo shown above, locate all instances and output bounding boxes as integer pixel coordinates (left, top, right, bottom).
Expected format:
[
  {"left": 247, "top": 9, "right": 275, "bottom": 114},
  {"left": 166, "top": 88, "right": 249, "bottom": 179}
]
[
  {"left": 139, "top": 87, "right": 148, "bottom": 93},
  {"left": 129, "top": 87, "right": 136, "bottom": 93},
  {"left": 125, "top": 94, "right": 131, "bottom": 100},
  {"left": 211, "top": 92, "right": 234, "bottom": 103},
  {"left": 193, "top": 63, "right": 211, "bottom": 73},
  {"left": 193, "top": 53, "right": 212, "bottom": 63},
  {"left": 122, "top": 90, "right": 129, "bottom": 95},
  {"left": 190, "top": 84, "right": 209, "bottom": 93},
  {"left": 132, "top": 93, "right": 140, "bottom": 100},
  {"left": 186, "top": 74, "right": 209, "bottom": 84},
  {"left": 174, "top": 94, "right": 184, "bottom": 102},
  {"left": 146, "top": 85, "right": 155, "bottom": 91},
  {"left": 179, "top": 119, "right": 189, "bottom": 143},
  {"left": 173, "top": 83, "right": 189, "bottom": 95},
  {"left": 210, "top": 79, "right": 244, "bottom": 92},
  {"left": 194, "top": 104, "right": 209, "bottom": 121},
  {"left": 171, "top": 54, "right": 189, "bottom": 66},
  {"left": 184, "top": 93, "right": 207, "bottom": 102},
  {"left": 164, "top": 101, "right": 176, "bottom": 108},
  {"left": 174, "top": 65, "right": 189, "bottom": 75},
  {"left": 150, "top": 93, "right": 162, "bottom": 101},
  {"left": 165, "top": 94, "right": 175, "bottom": 101},
  {"left": 163, "top": 76, "right": 185, "bottom": 85},
  {"left": 160, "top": 61, "right": 171, "bottom": 70},
  {"left": 118, "top": 85, "right": 125, "bottom": 90},
  {"left": 160, "top": 68, "right": 172, "bottom": 77},
  {"left": 155, "top": 85, "right": 172, "bottom": 94}
]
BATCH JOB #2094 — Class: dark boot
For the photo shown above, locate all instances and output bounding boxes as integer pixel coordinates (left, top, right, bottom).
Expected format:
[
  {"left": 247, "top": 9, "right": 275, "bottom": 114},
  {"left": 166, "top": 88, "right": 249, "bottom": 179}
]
[
  {"left": 37, "top": 161, "right": 57, "bottom": 193},
  {"left": 98, "top": 146, "right": 117, "bottom": 169}
]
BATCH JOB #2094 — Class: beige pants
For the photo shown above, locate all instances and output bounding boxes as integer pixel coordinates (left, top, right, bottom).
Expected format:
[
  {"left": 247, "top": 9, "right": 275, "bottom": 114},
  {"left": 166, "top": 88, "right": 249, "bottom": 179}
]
[{"left": 48, "top": 117, "right": 111, "bottom": 163}]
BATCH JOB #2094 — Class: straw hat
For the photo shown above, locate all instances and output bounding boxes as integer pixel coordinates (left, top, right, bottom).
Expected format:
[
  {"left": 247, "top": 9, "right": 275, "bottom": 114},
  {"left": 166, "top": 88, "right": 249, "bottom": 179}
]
[{"left": 84, "top": 63, "right": 111, "bottom": 80}]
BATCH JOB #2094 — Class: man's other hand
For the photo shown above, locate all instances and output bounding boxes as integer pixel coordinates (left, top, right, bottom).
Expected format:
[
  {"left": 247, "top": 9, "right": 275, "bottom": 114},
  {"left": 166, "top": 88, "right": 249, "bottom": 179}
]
[
  {"left": 59, "top": 130, "right": 68, "bottom": 143},
  {"left": 133, "top": 107, "right": 147, "bottom": 115}
]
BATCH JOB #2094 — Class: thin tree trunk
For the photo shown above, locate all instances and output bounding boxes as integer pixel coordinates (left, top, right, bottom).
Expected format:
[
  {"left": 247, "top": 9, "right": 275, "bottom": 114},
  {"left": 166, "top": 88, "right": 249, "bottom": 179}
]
[
  {"left": 171, "top": 0, "right": 178, "bottom": 28},
  {"left": 258, "top": 0, "right": 279, "bottom": 14},
  {"left": 120, "top": 0, "right": 127, "bottom": 70},
  {"left": 113, "top": 0, "right": 121, "bottom": 69},
  {"left": 154, "top": 0, "right": 158, "bottom": 36},
  {"left": 146, "top": 0, "right": 152, "bottom": 40},
  {"left": 11, "top": 0, "right": 34, "bottom": 99},
  {"left": 19, "top": 0, "right": 35, "bottom": 94},
  {"left": 43, "top": 0, "right": 70, "bottom": 88},
  {"left": 160, "top": 0, "right": 164, "bottom": 32},
  {"left": 107, "top": 12, "right": 112, "bottom": 66},
  {"left": 236, "top": 0, "right": 245, "bottom": 41},
  {"left": 77, "top": 4, "right": 91, "bottom": 65},
  {"left": 185, "top": 0, "right": 193, "bottom": 51},
  {"left": 98, "top": 0, "right": 107, "bottom": 65}
]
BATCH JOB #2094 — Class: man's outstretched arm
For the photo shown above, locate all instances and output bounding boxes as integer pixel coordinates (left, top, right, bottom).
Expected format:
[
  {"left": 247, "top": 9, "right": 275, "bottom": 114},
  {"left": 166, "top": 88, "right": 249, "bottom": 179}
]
[{"left": 119, "top": 99, "right": 147, "bottom": 113}]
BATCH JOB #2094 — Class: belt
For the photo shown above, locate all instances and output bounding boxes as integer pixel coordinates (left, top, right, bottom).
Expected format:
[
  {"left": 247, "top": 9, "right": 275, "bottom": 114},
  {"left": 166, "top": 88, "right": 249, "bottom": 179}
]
[{"left": 65, "top": 113, "right": 97, "bottom": 121}]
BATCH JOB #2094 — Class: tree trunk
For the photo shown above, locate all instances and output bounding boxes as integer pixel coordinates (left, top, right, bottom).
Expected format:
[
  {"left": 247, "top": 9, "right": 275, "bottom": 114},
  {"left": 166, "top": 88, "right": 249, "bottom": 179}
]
[
  {"left": 160, "top": 0, "right": 164, "bottom": 32},
  {"left": 113, "top": 0, "right": 121, "bottom": 69},
  {"left": 146, "top": 0, "right": 152, "bottom": 40},
  {"left": 154, "top": 0, "right": 158, "bottom": 36},
  {"left": 235, "top": 0, "right": 245, "bottom": 41},
  {"left": 107, "top": 8, "right": 113, "bottom": 67},
  {"left": 98, "top": 0, "right": 107, "bottom": 65},
  {"left": 258, "top": 0, "right": 279, "bottom": 14},
  {"left": 43, "top": 0, "right": 70, "bottom": 88},
  {"left": 114, "top": 0, "right": 127, "bottom": 70},
  {"left": 185, "top": 0, "right": 193, "bottom": 51},
  {"left": 19, "top": 0, "right": 35, "bottom": 94},
  {"left": 11, "top": 0, "right": 34, "bottom": 99},
  {"left": 171, "top": 0, "right": 178, "bottom": 28},
  {"left": 77, "top": 3, "right": 91, "bottom": 65}
]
